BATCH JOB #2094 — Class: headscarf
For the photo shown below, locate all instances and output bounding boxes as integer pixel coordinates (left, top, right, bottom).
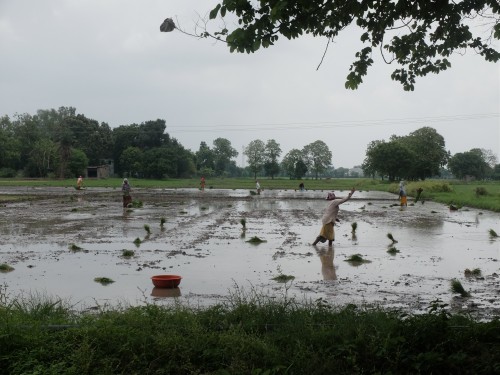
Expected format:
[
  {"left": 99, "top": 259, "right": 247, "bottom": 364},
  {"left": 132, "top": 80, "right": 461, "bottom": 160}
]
[{"left": 326, "top": 192, "right": 336, "bottom": 201}]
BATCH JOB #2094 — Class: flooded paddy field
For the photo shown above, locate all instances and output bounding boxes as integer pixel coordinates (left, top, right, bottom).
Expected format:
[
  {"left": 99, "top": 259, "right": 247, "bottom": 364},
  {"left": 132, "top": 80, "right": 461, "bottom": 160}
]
[{"left": 0, "top": 186, "right": 499, "bottom": 319}]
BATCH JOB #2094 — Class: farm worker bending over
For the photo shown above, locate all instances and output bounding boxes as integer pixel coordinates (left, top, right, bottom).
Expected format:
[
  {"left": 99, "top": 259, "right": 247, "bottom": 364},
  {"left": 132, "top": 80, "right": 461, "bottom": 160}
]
[{"left": 312, "top": 187, "right": 355, "bottom": 247}]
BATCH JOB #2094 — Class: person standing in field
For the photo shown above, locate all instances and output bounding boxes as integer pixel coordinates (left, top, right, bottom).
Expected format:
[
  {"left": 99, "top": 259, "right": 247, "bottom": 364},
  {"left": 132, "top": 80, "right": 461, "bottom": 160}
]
[
  {"left": 200, "top": 176, "right": 206, "bottom": 191},
  {"left": 399, "top": 180, "right": 407, "bottom": 207},
  {"left": 122, "top": 178, "right": 132, "bottom": 208},
  {"left": 256, "top": 180, "right": 261, "bottom": 195},
  {"left": 76, "top": 176, "right": 83, "bottom": 190},
  {"left": 312, "top": 187, "right": 355, "bottom": 246}
]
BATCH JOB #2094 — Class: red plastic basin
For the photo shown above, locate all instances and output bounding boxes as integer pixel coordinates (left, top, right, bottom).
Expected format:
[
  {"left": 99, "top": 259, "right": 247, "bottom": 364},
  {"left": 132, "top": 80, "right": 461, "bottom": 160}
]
[{"left": 151, "top": 275, "right": 182, "bottom": 288}]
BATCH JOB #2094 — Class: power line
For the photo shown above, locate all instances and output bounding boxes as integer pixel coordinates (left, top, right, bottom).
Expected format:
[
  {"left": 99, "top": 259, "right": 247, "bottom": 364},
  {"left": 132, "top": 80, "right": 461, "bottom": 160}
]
[{"left": 166, "top": 113, "right": 499, "bottom": 133}]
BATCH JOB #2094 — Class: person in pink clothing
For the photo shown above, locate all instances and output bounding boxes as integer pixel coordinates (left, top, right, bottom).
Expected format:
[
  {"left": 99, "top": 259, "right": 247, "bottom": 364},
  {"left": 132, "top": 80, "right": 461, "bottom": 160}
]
[{"left": 312, "top": 187, "right": 355, "bottom": 246}]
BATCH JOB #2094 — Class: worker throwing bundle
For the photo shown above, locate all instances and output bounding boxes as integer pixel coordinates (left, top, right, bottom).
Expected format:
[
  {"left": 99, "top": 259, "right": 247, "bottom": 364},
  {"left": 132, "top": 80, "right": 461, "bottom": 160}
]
[{"left": 312, "top": 187, "right": 355, "bottom": 247}]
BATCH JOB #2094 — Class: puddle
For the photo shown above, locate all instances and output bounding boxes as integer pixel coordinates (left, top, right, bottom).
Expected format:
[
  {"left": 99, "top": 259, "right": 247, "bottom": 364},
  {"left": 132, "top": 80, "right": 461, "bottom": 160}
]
[{"left": 0, "top": 187, "right": 498, "bottom": 319}]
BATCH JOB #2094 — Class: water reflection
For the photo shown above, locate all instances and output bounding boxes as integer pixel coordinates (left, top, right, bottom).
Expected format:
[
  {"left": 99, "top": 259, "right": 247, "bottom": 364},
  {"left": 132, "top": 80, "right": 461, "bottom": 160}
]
[
  {"left": 151, "top": 287, "right": 181, "bottom": 298},
  {"left": 316, "top": 247, "right": 337, "bottom": 280}
]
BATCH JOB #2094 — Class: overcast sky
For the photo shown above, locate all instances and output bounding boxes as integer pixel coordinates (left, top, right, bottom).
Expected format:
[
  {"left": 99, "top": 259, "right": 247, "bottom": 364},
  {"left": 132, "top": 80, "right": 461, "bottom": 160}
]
[{"left": 1, "top": 0, "right": 499, "bottom": 168}]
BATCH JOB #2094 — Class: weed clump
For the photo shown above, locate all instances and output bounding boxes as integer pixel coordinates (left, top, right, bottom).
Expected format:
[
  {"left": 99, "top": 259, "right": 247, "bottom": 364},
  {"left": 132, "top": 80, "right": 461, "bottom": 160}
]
[
  {"left": 144, "top": 224, "right": 151, "bottom": 235},
  {"left": 351, "top": 222, "right": 358, "bottom": 234},
  {"left": 489, "top": 229, "right": 498, "bottom": 238},
  {"left": 450, "top": 279, "right": 470, "bottom": 297},
  {"left": 133, "top": 238, "right": 142, "bottom": 247},
  {"left": 160, "top": 217, "right": 166, "bottom": 227},
  {"left": 240, "top": 218, "right": 246, "bottom": 229}
]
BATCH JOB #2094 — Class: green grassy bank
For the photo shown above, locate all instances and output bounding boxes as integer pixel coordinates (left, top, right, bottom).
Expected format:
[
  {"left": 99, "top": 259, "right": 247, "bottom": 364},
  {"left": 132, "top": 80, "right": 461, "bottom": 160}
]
[
  {"left": 1, "top": 289, "right": 499, "bottom": 375},
  {"left": 1, "top": 177, "right": 500, "bottom": 212}
]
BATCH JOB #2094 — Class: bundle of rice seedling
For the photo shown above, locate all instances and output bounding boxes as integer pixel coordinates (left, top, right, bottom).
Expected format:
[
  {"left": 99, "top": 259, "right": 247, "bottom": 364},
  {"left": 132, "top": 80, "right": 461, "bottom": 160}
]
[
  {"left": 450, "top": 279, "right": 470, "bottom": 297},
  {"left": 387, "top": 233, "right": 398, "bottom": 243}
]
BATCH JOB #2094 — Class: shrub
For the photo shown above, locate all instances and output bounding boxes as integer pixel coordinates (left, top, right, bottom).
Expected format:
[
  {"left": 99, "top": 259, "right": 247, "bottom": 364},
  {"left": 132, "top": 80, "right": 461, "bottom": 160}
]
[{"left": 475, "top": 187, "right": 488, "bottom": 196}]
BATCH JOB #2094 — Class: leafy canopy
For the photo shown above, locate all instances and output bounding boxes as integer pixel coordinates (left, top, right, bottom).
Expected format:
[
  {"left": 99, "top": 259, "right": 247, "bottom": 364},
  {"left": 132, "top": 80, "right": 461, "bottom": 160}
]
[{"left": 207, "top": 0, "right": 500, "bottom": 90}]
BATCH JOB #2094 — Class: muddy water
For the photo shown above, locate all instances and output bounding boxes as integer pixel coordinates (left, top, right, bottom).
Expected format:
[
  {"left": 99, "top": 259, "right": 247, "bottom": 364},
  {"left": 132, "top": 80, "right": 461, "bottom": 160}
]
[{"left": 0, "top": 187, "right": 498, "bottom": 318}]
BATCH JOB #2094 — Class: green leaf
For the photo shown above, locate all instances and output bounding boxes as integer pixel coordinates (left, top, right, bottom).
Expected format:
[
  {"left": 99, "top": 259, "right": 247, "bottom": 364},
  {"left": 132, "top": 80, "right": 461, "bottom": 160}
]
[
  {"left": 252, "top": 39, "right": 261, "bottom": 51},
  {"left": 209, "top": 4, "right": 221, "bottom": 19},
  {"left": 494, "top": 24, "right": 500, "bottom": 40}
]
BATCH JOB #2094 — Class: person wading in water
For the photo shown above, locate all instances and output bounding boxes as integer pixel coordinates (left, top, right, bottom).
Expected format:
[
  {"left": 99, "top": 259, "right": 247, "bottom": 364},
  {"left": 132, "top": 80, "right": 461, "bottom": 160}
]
[{"left": 312, "top": 187, "right": 355, "bottom": 246}]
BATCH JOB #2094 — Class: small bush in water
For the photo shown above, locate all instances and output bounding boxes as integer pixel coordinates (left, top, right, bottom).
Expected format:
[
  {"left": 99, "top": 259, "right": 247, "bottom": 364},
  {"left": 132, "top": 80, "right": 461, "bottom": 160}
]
[
  {"left": 144, "top": 224, "right": 151, "bottom": 234},
  {"left": 489, "top": 229, "right": 498, "bottom": 238},
  {"left": 133, "top": 238, "right": 142, "bottom": 247},
  {"left": 160, "top": 217, "right": 166, "bottom": 227},
  {"left": 240, "top": 218, "right": 246, "bottom": 229}
]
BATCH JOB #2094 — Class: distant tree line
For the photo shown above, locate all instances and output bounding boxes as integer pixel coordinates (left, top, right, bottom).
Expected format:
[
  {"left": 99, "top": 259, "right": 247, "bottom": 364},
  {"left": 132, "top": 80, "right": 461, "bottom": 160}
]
[
  {"left": 361, "top": 127, "right": 499, "bottom": 181},
  {"left": 0, "top": 108, "right": 498, "bottom": 180}
]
